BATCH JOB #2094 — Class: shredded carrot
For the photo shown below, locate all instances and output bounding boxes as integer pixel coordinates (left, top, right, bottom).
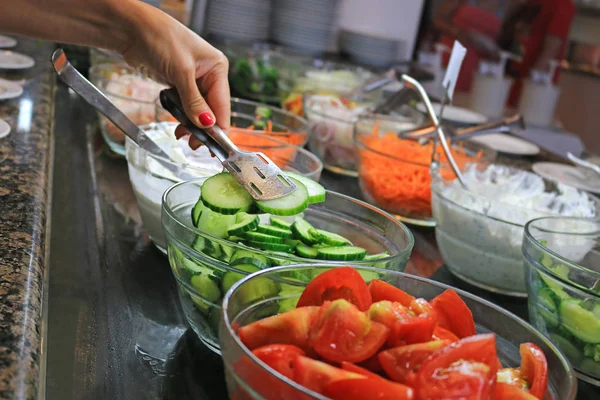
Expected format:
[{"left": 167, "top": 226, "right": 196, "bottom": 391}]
[{"left": 358, "top": 129, "right": 482, "bottom": 219}]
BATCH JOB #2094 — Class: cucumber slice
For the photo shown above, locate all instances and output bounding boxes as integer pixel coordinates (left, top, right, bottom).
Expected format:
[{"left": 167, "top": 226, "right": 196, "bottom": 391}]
[
  {"left": 295, "top": 243, "right": 319, "bottom": 258},
  {"left": 246, "top": 240, "right": 294, "bottom": 253},
  {"left": 221, "top": 244, "right": 235, "bottom": 262},
  {"left": 538, "top": 271, "right": 570, "bottom": 301},
  {"left": 364, "top": 252, "right": 390, "bottom": 261},
  {"left": 201, "top": 172, "right": 254, "bottom": 215},
  {"left": 230, "top": 249, "right": 270, "bottom": 267},
  {"left": 190, "top": 274, "right": 221, "bottom": 303},
  {"left": 197, "top": 209, "right": 237, "bottom": 239},
  {"left": 284, "top": 171, "right": 326, "bottom": 204},
  {"left": 192, "top": 236, "right": 207, "bottom": 253},
  {"left": 255, "top": 177, "right": 309, "bottom": 216},
  {"left": 549, "top": 332, "right": 584, "bottom": 365},
  {"left": 243, "top": 231, "right": 285, "bottom": 243},
  {"left": 257, "top": 224, "right": 293, "bottom": 238},
  {"left": 230, "top": 257, "right": 270, "bottom": 270},
  {"left": 559, "top": 300, "right": 600, "bottom": 343},
  {"left": 317, "top": 246, "right": 367, "bottom": 261},
  {"left": 309, "top": 228, "right": 351, "bottom": 246},
  {"left": 181, "top": 258, "right": 213, "bottom": 276},
  {"left": 291, "top": 217, "right": 319, "bottom": 245},
  {"left": 204, "top": 241, "right": 223, "bottom": 260},
  {"left": 227, "top": 212, "right": 260, "bottom": 237},
  {"left": 270, "top": 217, "right": 293, "bottom": 230},
  {"left": 191, "top": 198, "right": 209, "bottom": 227},
  {"left": 222, "top": 263, "right": 260, "bottom": 294},
  {"left": 535, "top": 287, "right": 559, "bottom": 328}
]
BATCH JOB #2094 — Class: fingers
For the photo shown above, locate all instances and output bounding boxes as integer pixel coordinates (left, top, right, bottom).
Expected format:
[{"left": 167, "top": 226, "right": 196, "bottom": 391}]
[
  {"left": 202, "top": 52, "right": 231, "bottom": 133},
  {"left": 176, "top": 70, "right": 216, "bottom": 129},
  {"left": 174, "top": 124, "right": 203, "bottom": 150},
  {"left": 174, "top": 124, "right": 189, "bottom": 139}
]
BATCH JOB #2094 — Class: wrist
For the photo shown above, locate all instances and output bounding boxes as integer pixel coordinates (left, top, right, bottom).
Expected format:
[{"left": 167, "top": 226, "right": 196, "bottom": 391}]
[{"left": 101, "top": 0, "right": 147, "bottom": 54}]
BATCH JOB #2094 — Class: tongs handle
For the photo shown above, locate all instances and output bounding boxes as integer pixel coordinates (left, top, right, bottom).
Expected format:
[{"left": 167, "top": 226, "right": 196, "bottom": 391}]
[{"left": 159, "top": 88, "right": 236, "bottom": 162}]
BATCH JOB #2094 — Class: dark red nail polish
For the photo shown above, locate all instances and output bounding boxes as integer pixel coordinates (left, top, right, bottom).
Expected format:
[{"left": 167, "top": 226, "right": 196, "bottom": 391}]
[{"left": 199, "top": 112, "right": 215, "bottom": 126}]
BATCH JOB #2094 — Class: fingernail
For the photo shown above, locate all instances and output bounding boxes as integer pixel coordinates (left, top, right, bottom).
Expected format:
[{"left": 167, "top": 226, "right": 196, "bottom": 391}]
[{"left": 198, "top": 112, "right": 215, "bottom": 127}]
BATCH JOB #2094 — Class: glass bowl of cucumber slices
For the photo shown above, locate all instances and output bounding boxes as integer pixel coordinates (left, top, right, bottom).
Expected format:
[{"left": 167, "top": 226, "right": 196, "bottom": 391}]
[
  {"left": 162, "top": 175, "right": 414, "bottom": 353},
  {"left": 524, "top": 216, "right": 600, "bottom": 386}
]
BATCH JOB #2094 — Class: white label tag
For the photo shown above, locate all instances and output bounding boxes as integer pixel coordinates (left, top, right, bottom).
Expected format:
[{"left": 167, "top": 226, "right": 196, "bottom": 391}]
[{"left": 442, "top": 41, "right": 467, "bottom": 101}]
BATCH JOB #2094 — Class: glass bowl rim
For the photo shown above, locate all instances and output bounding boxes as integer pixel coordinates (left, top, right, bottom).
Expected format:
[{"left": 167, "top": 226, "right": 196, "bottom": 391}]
[
  {"left": 524, "top": 216, "right": 600, "bottom": 296},
  {"left": 89, "top": 62, "right": 161, "bottom": 105},
  {"left": 221, "top": 264, "right": 578, "bottom": 400},
  {"left": 430, "top": 163, "right": 599, "bottom": 228},
  {"left": 129, "top": 122, "right": 321, "bottom": 177},
  {"left": 162, "top": 178, "right": 415, "bottom": 269}
]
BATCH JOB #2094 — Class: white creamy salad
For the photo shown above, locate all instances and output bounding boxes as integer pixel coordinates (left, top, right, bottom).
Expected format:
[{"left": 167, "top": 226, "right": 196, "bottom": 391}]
[{"left": 432, "top": 164, "right": 597, "bottom": 296}]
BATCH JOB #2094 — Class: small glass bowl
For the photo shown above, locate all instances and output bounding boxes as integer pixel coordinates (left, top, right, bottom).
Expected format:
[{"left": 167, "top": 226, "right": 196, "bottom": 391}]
[
  {"left": 524, "top": 216, "right": 600, "bottom": 386},
  {"left": 162, "top": 180, "right": 414, "bottom": 353},
  {"left": 90, "top": 62, "right": 166, "bottom": 156},
  {"left": 220, "top": 264, "right": 577, "bottom": 400},
  {"left": 431, "top": 164, "right": 599, "bottom": 297},
  {"left": 126, "top": 122, "right": 322, "bottom": 253},
  {"left": 355, "top": 114, "right": 494, "bottom": 226}
]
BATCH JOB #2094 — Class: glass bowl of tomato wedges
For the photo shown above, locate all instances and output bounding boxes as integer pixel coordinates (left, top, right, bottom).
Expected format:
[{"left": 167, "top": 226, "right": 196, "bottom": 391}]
[
  {"left": 220, "top": 265, "right": 578, "bottom": 400},
  {"left": 162, "top": 175, "right": 415, "bottom": 353}
]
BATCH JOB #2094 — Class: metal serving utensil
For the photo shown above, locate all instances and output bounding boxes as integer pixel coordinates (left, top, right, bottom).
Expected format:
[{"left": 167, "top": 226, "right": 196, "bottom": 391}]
[
  {"left": 401, "top": 74, "right": 467, "bottom": 189},
  {"left": 159, "top": 88, "right": 296, "bottom": 201},
  {"left": 567, "top": 152, "right": 600, "bottom": 177}
]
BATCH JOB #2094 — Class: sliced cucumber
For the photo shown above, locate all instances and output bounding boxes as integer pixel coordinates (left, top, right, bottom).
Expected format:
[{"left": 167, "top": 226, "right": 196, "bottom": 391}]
[
  {"left": 309, "top": 228, "right": 351, "bottom": 246},
  {"left": 538, "top": 271, "right": 570, "bottom": 301},
  {"left": 291, "top": 217, "right": 318, "bottom": 245},
  {"left": 549, "top": 332, "right": 584, "bottom": 365},
  {"left": 317, "top": 246, "right": 367, "bottom": 261},
  {"left": 255, "top": 177, "right": 309, "bottom": 216},
  {"left": 221, "top": 244, "right": 235, "bottom": 262},
  {"left": 190, "top": 274, "right": 221, "bottom": 303},
  {"left": 230, "top": 249, "right": 270, "bottom": 267},
  {"left": 270, "top": 217, "right": 293, "bottom": 230},
  {"left": 191, "top": 198, "right": 209, "bottom": 227},
  {"left": 227, "top": 212, "right": 260, "bottom": 237},
  {"left": 231, "top": 256, "right": 270, "bottom": 270},
  {"left": 196, "top": 209, "right": 237, "bottom": 239},
  {"left": 295, "top": 243, "right": 319, "bottom": 259},
  {"left": 364, "top": 252, "right": 390, "bottom": 261},
  {"left": 559, "top": 300, "right": 600, "bottom": 343},
  {"left": 201, "top": 172, "right": 254, "bottom": 215},
  {"left": 284, "top": 171, "right": 326, "bottom": 204},
  {"left": 181, "top": 258, "right": 213, "bottom": 276},
  {"left": 535, "top": 287, "right": 559, "bottom": 328},
  {"left": 204, "top": 241, "right": 223, "bottom": 260},
  {"left": 243, "top": 231, "right": 285, "bottom": 243},
  {"left": 246, "top": 240, "right": 294, "bottom": 253},
  {"left": 222, "top": 263, "right": 260, "bottom": 294},
  {"left": 257, "top": 224, "right": 293, "bottom": 238},
  {"left": 285, "top": 238, "right": 301, "bottom": 248},
  {"left": 192, "top": 236, "right": 207, "bottom": 253}
]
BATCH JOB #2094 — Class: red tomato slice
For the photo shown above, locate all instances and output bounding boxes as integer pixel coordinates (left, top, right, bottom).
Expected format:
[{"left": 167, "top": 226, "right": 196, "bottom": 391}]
[
  {"left": 297, "top": 267, "right": 372, "bottom": 311},
  {"left": 520, "top": 343, "right": 548, "bottom": 400},
  {"left": 310, "top": 299, "right": 390, "bottom": 363},
  {"left": 430, "top": 289, "right": 476, "bottom": 339},
  {"left": 359, "top": 350, "right": 386, "bottom": 373},
  {"left": 417, "top": 334, "right": 498, "bottom": 399},
  {"left": 324, "top": 377, "right": 414, "bottom": 400},
  {"left": 432, "top": 325, "right": 460, "bottom": 342},
  {"left": 252, "top": 344, "right": 305, "bottom": 379},
  {"left": 368, "top": 300, "right": 411, "bottom": 327},
  {"left": 368, "top": 280, "right": 415, "bottom": 307},
  {"left": 293, "top": 355, "right": 364, "bottom": 395},
  {"left": 496, "top": 382, "right": 539, "bottom": 400},
  {"left": 238, "top": 306, "right": 319, "bottom": 351},
  {"left": 378, "top": 340, "right": 451, "bottom": 383},
  {"left": 341, "top": 362, "right": 384, "bottom": 380},
  {"left": 390, "top": 313, "right": 437, "bottom": 347}
]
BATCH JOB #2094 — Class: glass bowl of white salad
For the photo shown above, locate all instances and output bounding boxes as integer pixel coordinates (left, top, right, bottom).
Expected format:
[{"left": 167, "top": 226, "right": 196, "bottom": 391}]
[
  {"left": 431, "top": 163, "right": 598, "bottom": 297},
  {"left": 126, "top": 101, "right": 317, "bottom": 253},
  {"left": 90, "top": 62, "right": 167, "bottom": 156}
]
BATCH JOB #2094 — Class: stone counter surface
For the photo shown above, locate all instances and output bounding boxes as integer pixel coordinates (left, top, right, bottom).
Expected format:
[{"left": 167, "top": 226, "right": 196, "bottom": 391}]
[{"left": 0, "top": 39, "right": 56, "bottom": 400}]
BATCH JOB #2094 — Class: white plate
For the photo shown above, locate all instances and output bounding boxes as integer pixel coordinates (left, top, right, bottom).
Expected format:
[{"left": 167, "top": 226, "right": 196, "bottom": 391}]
[
  {"left": 416, "top": 103, "right": 488, "bottom": 125},
  {"left": 470, "top": 133, "right": 540, "bottom": 156},
  {"left": 0, "top": 118, "right": 10, "bottom": 139},
  {"left": 0, "top": 78, "right": 23, "bottom": 100},
  {"left": 0, "top": 35, "right": 17, "bottom": 49},
  {"left": 0, "top": 51, "right": 35, "bottom": 69},
  {"left": 532, "top": 162, "right": 600, "bottom": 194}
]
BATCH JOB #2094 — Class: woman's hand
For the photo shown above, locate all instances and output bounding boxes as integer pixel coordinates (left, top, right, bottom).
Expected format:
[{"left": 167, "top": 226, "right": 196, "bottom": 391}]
[{"left": 119, "top": 2, "right": 230, "bottom": 149}]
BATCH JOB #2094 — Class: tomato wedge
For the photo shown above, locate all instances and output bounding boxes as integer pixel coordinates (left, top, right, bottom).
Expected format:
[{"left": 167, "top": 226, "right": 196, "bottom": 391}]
[
  {"left": 253, "top": 344, "right": 306, "bottom": 379},
  {"left": 520, "top": 343, "right": 548, "bottom": 400},
  {"left": 368, "top": 300, "right": 410, "bottom": 327},
  {"left": 238, "top": 306, "right": 319, "bottom": 351},
  {"left": 310, "top": 299, "right": 390, "bottom": 363},
  {"left": 416, "top": 334, "right": 498, "bottom": 400},
  {"left": 432, "top": 325, "right": 460, "bottom": 342},
  {"left": 368, "top": 280, "right": 415, "bottom": 307},
  {"left": 496, "top": 382, "right": 539, "bottom": 400},
  {"left": 297, "top": 267, "right": 372, "bottom": 311},
  {"left": 390, "top": 313, "right": 436, "bottom": 347},
  {"left": 378, "top": 340, "right": 451, "bottom": 384},
  {"left": 293, "top": 355, "right": 364, "bottom": 395},
  {"left": 323, "top": 377, "right": 414, "bottom": 400},
  {"left": 430, "top": 289, "right": 476, "bottom": 339},
  {"left": 341, "top": 362, "right": 384, "bottom": 380}
]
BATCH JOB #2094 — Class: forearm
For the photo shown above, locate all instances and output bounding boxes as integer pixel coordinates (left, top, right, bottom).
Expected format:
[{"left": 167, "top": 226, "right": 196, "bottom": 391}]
[
  {"left": 533, "top": 35, "right": 563, "bottom": 70},
  {"left": 0, "top": 0, "right": 145, "bottom": 53}
]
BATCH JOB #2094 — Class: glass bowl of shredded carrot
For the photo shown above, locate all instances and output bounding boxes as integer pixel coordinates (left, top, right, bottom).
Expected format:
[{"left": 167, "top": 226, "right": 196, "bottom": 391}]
[{"left": 355, "top": 115, "right": 495, "bottom": 226}]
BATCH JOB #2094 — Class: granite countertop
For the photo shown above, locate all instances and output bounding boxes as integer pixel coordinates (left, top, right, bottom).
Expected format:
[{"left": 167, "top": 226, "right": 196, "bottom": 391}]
[{"left": 0, "top": 39, "right": 56, "bottom": 400}]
